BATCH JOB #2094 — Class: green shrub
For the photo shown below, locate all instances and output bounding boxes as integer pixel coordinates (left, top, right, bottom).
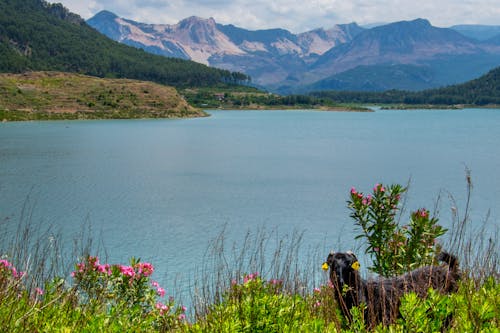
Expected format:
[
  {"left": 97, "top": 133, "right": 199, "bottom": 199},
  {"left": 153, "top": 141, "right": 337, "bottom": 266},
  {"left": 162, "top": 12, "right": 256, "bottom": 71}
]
[{"left": 348, "top": 183, "right": 446, "bottom": 277}]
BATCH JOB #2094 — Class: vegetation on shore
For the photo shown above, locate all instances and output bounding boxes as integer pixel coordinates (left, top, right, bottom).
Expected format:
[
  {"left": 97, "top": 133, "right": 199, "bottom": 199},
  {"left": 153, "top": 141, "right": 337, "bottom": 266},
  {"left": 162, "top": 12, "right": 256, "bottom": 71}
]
[
  {"left": 0, "top": 72, "right": 206, "bottom": 121},
  {"left": 1, "top": 179, "right": 498, "bottom": 332},
  {"left": 311, "top": 66, "right": 500, "bottom": 107},
  {"left": 181, "top": 87, "right": 370, "bottom": 112}
]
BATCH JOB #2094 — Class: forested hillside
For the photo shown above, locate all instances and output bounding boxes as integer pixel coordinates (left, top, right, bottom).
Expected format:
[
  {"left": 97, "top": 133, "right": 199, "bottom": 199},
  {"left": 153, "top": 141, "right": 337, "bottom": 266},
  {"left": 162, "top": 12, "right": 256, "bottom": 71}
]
[
  {"left": 311, "top": 66, "right": 500, "bottom": 106},
  {"left": 0, "top": 0, "right": 249, "bottom": 87}
]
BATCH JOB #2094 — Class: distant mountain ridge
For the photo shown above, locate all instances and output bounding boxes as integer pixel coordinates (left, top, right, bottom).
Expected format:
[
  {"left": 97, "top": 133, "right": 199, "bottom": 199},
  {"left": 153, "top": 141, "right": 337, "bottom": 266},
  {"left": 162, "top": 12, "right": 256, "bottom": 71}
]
[
  {"left": 87, "top": 12, "right": 365, "bottom": 89},
  {"left": 88, "top": 12, "right": 500, "bottom": 93},
  {"left": 87, "top": 11, "right": 500, "bottom": 93}
]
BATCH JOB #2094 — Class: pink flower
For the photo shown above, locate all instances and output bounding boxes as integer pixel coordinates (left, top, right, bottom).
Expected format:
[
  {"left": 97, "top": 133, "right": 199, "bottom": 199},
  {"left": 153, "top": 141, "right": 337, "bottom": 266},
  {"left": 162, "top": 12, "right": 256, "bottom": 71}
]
[
  {"left": 313, "top": 287, "right": 321, "bottom": 293},
  {"left": 178, "top": 314, "right": 186, "bottom": 320},
  {"left": 350, "top": 187, "right": 357, "bottom": 195},
  {"left": 155, "top": 302, "right": 169, "bottom": 315},
  {"left": 151, "top": 281, "right": 159, "bottom": 288},
  {"left": 313, "top": 301, "right": 321, "bottom": 307},
  {"left": 136, "top": 262, "right": 154, "bottom": 277},
  {"left": 157, "top": 287, "right": 165, "bottom": 297},
  {"left": 181, "top": 305, "right": 187, "bottom": 312},
  {"left": 97, "top": 264, "right": 110, "bottom": 274},
  {"left": 244, "top": 272, "right": 259, "bottom": 283},
  {"left": 0, "top": 259, "right": 11, "bottom": 268},
  {"left": 35, "top": 287, "right": 44, "bottom": 295},
  {"left": 118, "top": 265, "right": 135, "bottom": 277},
  {"left": 76, "top": 263, "right": 85, "bottom": 273},
  {"left": 88, "top": 256, "right": 99, "bottom": 267}
]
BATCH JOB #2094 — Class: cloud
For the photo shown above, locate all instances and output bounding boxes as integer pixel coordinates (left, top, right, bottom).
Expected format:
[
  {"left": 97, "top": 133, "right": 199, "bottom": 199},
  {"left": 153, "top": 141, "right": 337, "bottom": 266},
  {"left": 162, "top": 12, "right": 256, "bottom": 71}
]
[{"left": 54, "top": 0, "right": 500, "bottom": 32}]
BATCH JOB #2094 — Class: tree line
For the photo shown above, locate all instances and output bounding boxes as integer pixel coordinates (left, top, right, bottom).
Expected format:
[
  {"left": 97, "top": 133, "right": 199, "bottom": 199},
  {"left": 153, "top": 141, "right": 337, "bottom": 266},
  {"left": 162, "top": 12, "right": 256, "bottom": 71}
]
[{"left": 310, "top": 66, "right": 500, "bottom": 106}]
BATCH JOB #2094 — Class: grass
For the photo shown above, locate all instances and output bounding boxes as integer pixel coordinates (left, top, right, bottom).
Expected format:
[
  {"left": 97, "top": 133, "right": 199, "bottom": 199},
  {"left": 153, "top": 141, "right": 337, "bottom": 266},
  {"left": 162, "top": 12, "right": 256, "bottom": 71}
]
[
  {"left": 0, "top": 179, "right": 499, "bottom": 332},
  {"left": 0, "top": 71, "right": 206, "bottom": 121}
]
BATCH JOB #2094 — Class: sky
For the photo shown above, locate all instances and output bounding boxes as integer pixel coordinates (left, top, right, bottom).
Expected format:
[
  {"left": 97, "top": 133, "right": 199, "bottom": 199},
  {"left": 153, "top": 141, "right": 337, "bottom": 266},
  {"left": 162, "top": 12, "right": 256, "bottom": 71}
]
[{"left": 52, "top": 0, "right": 500, "bottom": 33}]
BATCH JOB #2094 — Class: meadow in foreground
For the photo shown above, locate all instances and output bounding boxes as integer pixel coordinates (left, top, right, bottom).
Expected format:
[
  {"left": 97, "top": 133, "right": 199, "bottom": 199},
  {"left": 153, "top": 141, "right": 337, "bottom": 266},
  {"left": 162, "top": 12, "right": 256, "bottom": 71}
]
[{"left": 1, "top": 180, "right": 498, "bottom": 332}]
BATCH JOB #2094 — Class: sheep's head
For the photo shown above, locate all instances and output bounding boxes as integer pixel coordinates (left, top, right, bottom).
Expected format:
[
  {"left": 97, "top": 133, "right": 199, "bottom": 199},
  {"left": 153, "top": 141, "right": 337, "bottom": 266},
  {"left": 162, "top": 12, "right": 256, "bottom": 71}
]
[{"left": 323, "top": 251, "right": 360, "bottom": 288}]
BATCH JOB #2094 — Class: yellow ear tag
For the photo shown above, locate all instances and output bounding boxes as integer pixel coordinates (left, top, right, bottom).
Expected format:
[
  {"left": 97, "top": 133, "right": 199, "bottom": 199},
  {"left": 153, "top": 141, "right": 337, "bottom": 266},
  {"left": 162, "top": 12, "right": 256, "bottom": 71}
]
[
  {"left": 351, "top": 261, "right": 360, "bottom": 271},
  {"left": 322, "top": 262, "right": 329, "bottom": 271}
]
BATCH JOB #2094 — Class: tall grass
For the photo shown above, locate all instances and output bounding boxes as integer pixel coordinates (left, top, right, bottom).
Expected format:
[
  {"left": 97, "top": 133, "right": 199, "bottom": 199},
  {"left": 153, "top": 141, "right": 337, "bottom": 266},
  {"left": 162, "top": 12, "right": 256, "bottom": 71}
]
[{"left": 190, "top": 227, "right": 325, "bottom": 319}]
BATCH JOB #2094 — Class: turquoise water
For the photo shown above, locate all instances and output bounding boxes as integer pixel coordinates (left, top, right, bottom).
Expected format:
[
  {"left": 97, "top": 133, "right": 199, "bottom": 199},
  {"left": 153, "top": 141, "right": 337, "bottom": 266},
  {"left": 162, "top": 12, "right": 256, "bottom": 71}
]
[{"left": 1, "top": 108, "right": 499, "bottom": 294}]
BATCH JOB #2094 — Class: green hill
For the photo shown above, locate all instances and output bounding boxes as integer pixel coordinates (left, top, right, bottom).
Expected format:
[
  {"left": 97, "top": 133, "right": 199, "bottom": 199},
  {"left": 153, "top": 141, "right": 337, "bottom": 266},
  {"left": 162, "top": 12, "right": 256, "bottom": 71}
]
[
  {"left": 311, "top": 66, "right": 500, "bottom": 106},
  {"left": 0, "top": 72, "right": 206, "bottom": 120},
  {"left": 0, "top": 0, "right": 249, "bottom": 87}
]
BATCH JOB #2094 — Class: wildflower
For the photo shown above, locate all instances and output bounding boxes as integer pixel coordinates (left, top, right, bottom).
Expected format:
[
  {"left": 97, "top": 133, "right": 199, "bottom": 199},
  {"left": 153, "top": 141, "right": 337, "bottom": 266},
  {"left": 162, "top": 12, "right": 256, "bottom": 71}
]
[
  {"left": 244, "top": 272, "right": 259, "bottom": 283},
  {"left": 313, "top": 301, "right": 321, "bottom": 307},
  {"left": 76, "top": 262, "right": 85, "bottom": 273},
  {"left": 269, "top": 278, "right": 282, "bottom": 285},
  {"left": 11, "top": 266, "right": 18, "bottom": 278},
  {"left": 157, "top": 287, "right": 166, "bottom": 297},
  {"left": 350, "top": 187, "right": 357, "bottom": 195},
  {"left": 118, "top": 265, "right": 135, "bottom": 277},
  {"left": 136, "top": 262, "right": 154, "bottom": 277},
  {"left": 35, "top": 287, "right": 44, "bottom": 295},
  {"left": 156, "top": 302, "right": 169, "bottom": 315},
  {"left": 0, "top": 259, "right": 11, "bottom": 268},
  {"left": 313, "top": 287, "right": 321, "bottom": 293},
  {"left": 88, "top": 256, "right": 99, "bottom": 267},
  {"left": 178, "top": 314, "right": 186, "bottom": 321},
  {"left": 97, "top": 264, "right": 110, "bottom": 274},
  {"left": 151, "top": 281, "right": 159, "bottom": 288},
  {"left": 181, "top": 305, "right": 187, "bottom": 312},
  {"left": 366, "top": 194, "right": 372, "bottom": 203}
]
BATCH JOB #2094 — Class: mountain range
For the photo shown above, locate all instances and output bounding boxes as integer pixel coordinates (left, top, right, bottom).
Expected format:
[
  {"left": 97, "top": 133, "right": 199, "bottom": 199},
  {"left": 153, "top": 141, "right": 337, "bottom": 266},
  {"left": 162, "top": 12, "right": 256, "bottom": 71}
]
[{"left": 88, "top": 12, "right": 500, "bottom": 93}]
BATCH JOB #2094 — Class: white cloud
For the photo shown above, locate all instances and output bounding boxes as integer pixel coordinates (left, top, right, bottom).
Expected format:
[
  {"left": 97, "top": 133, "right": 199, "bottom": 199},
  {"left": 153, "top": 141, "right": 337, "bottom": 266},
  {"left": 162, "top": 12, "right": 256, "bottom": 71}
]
[{"left": 53, "top": 0, "right": 500, "bottom": 32}]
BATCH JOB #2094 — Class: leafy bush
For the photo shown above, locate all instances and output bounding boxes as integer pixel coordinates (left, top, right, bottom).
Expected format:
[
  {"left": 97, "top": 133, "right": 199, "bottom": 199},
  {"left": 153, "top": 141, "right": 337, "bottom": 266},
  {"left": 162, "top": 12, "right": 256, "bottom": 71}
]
[
  {"left": 348, "top": 183, "right": 446, "bottom": 277},
  {"left": 71, "top": 255, "right": 187, "bottom": 331}
]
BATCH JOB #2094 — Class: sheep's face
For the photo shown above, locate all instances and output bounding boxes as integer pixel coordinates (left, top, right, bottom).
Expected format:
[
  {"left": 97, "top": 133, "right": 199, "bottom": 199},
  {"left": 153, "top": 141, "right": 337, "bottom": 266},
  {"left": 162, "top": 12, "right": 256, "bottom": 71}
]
[{"left": 323, "top": 251, "right": 360, "bottom": 288}]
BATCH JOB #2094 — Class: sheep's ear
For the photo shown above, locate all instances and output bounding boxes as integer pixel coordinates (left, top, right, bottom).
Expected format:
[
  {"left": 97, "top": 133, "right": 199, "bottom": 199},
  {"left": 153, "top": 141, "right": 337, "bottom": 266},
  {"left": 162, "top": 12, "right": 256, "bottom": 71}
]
[
  {"left": 329, "top": 250, "right": 335, "bottom": 255},
  {"left": 346, "top": 250, "right": 357, "bottom": 258}
]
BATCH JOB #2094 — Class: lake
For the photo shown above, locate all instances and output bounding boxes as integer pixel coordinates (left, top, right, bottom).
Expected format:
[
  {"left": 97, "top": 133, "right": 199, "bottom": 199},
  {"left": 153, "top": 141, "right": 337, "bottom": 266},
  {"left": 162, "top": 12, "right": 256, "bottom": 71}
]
[{"left": 1, "top": 108, "right": 499, "bottom": 297}]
